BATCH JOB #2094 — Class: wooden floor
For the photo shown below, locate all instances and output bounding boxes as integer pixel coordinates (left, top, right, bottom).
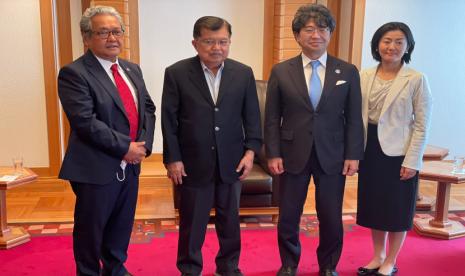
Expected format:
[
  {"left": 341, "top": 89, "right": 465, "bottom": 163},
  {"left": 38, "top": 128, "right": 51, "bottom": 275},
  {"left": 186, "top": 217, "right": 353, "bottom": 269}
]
[{"left": 5, "top": 161, "right": 465, "bottom": 223}]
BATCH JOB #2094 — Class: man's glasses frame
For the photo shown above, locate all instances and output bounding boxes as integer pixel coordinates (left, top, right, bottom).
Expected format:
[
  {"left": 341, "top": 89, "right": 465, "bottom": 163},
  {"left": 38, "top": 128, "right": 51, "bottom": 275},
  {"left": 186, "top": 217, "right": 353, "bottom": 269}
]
[
  {"left": 302, "top": 26, "right": 330, "bottom": 35},
  {"left": 90, "top": 29, "right": 125, "bottom": 39},
  {"left": 198, "top": 39, "right": 231, "bottom": 47}
]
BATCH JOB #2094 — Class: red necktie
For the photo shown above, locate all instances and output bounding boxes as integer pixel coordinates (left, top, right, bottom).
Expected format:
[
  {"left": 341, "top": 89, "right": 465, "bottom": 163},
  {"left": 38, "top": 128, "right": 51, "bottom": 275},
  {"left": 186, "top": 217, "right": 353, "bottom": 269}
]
[{"left": 111, "top": 64, "right": 139, "bottom": 141}]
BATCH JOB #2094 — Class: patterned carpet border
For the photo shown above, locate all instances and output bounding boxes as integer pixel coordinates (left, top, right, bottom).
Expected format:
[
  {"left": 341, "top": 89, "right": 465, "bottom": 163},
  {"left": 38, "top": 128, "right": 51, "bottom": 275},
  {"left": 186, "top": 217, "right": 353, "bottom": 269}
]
[{"left": 11, "top": 211, "right": 465, "bottom": 244}]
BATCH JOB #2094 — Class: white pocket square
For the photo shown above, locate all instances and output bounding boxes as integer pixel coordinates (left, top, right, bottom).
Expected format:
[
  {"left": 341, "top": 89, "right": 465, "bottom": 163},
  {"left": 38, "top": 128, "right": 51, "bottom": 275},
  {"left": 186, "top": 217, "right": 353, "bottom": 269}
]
[{"left": 336, "top": 80, "right": 347, "bottom": 85}]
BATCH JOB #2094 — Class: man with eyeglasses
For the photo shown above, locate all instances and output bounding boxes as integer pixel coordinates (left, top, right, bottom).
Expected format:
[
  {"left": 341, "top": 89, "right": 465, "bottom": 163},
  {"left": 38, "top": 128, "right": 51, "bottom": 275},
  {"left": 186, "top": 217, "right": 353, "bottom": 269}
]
[
  {"left": 57, "top": 6, "right": 155, "bottom": 276},
  {"left": 162, "top": 16, "right": 261, "bottom": 276},
  {"left": 264, "top": 4, "right": 363, "bottom": 276}
]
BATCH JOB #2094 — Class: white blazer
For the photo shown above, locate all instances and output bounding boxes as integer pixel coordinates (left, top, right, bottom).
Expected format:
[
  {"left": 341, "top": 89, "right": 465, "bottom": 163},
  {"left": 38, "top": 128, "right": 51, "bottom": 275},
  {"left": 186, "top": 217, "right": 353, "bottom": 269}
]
[{"left": 360, "top": 65, "right": 433, "bottom": 170}]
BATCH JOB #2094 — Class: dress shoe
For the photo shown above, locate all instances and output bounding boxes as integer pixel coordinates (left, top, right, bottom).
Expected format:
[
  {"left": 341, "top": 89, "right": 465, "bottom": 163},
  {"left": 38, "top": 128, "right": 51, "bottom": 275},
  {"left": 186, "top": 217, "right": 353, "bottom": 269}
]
[
  {"left": 357, "top": 266, "right": 379, "bottom": 275},
  {"left": 319, "top": 269, "right": 338, "bottom": 276},
  {"left": 374, "top": 266, "right": 398, "bottom": 276},
  {"left": 276, "top": 266, "right": 297, "bottom": 276},
  {"left": 214, "top": 269, "right": 244, "bottom": 276},
  {"left": 358, "top": 265, "right": 397, "bottom": 276}
]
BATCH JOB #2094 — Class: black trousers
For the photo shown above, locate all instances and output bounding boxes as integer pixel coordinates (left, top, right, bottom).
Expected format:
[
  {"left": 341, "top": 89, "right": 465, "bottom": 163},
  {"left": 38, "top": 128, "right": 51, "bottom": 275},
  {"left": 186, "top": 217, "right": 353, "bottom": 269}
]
[
  {"left": 176, "top": 170, "right": 242, "bottom": 275},
  {"left": 278, "top": 150, "right": 346, "bottom": 270},
  {"left": 71, "top": 165, "right": 138, "bottom": 276}
]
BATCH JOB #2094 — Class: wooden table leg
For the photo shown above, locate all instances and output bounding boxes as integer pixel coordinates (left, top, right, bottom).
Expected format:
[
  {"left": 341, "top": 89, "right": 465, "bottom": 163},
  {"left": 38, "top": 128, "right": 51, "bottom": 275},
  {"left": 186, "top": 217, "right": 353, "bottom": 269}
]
[
  {"left": 429, "top": 182, "right": 451, "bottom": 227},
  {"left": 416, "top": 190, "right": 435, "bottom": 211},
  {"left": 0, "top": 190, "right": 30, "bottom": 249},
  {"left": 414, "top": 182, "right": 465, "bottom": 239}
]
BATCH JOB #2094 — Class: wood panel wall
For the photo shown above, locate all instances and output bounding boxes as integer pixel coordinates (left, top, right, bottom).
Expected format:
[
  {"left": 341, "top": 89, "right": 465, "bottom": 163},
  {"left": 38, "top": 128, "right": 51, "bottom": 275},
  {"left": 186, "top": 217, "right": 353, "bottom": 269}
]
[
  {"left": 86, "top": 0, "right": 140, "bottom": 63},
  {"left": 262, "top": 0, "right": 346, "bottom": 80}
]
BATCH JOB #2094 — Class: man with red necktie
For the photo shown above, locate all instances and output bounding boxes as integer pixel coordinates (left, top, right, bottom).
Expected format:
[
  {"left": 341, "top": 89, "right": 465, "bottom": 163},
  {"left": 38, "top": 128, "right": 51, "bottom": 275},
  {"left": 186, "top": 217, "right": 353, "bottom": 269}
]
[{"left": 58, "top": 6, "right": 155, "bottom": 276}]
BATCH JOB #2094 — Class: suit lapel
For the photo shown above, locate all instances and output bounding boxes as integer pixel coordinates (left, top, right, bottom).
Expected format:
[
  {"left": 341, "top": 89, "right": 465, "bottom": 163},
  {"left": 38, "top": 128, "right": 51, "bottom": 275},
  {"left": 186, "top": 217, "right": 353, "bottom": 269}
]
[
  {"left": 287, "top": 55, "right": 313, "bottom": 111},
  {"left": 380, "top": 65, "right": 411, "bottom": 116},
  {"left": 83, "top": 51, "right": 127, "bottom": 116},
  {"left": 188, "top": 56, "right": 215, "bottom": 106},
  {"left": 119, "top": 60, "right": 145, "bottom": 133},
  {"left": 317, "top": 55, "right": 340, "bottom": 111},
  {"left": 362, "top": 67, "right": 378, "bottom": 124},
  {"left": 216, "top": 60, "right": 233, "bottom": 106}
]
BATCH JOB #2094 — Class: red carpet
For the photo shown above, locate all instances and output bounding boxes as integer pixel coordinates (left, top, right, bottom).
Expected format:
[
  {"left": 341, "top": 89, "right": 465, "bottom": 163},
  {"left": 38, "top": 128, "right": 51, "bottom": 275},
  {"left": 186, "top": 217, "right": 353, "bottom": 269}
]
[{"left": 1, "top": 225, "right": 464, "bottom": 275}]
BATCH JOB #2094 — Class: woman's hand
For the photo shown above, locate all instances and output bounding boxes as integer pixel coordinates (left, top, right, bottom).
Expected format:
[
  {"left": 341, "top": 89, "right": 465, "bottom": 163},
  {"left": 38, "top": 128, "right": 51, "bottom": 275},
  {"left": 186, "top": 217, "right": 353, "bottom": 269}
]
[{"left": 400, "top": 166, "right": 417, "bottom": 180}]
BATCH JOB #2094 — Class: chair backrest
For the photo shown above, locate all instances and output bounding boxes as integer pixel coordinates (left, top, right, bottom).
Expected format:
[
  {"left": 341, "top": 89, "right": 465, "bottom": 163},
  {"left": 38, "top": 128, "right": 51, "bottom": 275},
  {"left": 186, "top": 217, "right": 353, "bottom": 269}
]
[{"left": 255, "top": 80, "right": 268, "bottom": 136}]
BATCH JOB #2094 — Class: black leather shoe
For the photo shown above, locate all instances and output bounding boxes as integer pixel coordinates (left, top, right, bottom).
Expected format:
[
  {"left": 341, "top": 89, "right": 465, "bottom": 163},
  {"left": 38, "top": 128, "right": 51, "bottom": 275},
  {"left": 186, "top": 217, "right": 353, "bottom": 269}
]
[
  {"left": 357, "top": 266, "right": 379, "bottom": 275},
  {"left": 214, "top": 269, "right": 244, "bottom": 276},
  {"left": 319, "top": 269, "right": 338, "bottom": 276},
  {"left": 374, "top": 266, "right": 398, "bottom": 276},
  {"left": 277, "top": 266, "right": 297, "bottom": 276}
]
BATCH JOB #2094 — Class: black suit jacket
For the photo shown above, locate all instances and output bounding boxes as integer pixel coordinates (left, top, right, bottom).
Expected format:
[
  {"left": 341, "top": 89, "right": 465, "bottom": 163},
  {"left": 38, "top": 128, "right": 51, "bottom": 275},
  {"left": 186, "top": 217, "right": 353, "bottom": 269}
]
[
  {"left": 162, "top": 56, "right": 262, "bottom": 184},
  {"left": 58, "top": 50, "right": 156, "bottom": 184},
  {"left": 265, "top": 54, "right": 364, "bottom": 175}
]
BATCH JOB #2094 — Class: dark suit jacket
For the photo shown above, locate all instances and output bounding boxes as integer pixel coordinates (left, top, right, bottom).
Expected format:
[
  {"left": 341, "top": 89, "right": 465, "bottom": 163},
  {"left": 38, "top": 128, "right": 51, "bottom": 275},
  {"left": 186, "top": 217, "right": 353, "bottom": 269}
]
[
  {"left": 265, "top": 54, "right": 364, "bottom": 175},
  {"left": 58, "top": 50, "right": 156, "bottom": 184},
  {"left": 162, "top": 56, "right": 262, "bottom": 184}
]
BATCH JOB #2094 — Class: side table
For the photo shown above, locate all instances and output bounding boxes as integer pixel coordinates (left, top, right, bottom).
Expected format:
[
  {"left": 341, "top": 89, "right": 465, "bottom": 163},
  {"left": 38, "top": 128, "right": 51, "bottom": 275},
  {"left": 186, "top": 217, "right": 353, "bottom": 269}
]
[
  {"left": 0, "top": 167, "right": 37, "bottom": 249},
  {"left": 416, "top": 145, "right": 449, "bottom": 211},
  {"left": 414, "top": 161, "right": 465, "bottom": 239}
]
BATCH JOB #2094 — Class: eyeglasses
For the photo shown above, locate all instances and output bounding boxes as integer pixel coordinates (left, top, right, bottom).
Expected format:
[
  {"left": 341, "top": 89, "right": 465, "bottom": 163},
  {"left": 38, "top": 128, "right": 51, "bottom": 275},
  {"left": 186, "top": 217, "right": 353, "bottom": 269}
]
[
  {"left": 90, "top": 29, "right": 124, "bottom": 39},
  {"left": 302, "top": 27, "right": 330, "bottom": 35},
  {"left": 198, "top": 39, "right": 230, "bottom": 47}
]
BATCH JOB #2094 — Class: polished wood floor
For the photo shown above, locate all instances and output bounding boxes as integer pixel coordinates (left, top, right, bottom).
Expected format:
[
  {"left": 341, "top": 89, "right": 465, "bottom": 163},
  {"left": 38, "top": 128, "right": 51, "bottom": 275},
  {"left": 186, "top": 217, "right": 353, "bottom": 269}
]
[{"left": 5, "top": 161, "right": 465, "bottom": 223}]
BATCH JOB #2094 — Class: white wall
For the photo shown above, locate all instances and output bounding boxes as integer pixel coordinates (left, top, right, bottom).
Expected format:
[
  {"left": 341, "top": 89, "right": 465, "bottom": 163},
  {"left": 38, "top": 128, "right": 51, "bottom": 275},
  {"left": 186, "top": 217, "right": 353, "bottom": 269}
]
[
  {"left": 70, "top": 0, "right": 84, "bottom": 60},
  {"left": 0, "top": 0, "right": 49, "bottom": 167},
  {"left": 362, "top": 0, "right": 465, "bottom": 157},
  {"left": 139, "top": 0, "right": 264, "bottom": 153}
]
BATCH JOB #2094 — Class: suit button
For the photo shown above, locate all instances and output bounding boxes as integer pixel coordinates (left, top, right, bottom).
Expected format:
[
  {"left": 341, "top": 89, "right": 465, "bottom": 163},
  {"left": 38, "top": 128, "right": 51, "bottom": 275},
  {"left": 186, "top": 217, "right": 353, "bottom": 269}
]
[
  {"left": 214, "top": 107, "right": 219, "bottom": 112},
  {"left": 211, "top": 146, "right": 215, "bottom": 150},
  {"left": 215, "top": 126, "right": 220, "bottom": 131}
]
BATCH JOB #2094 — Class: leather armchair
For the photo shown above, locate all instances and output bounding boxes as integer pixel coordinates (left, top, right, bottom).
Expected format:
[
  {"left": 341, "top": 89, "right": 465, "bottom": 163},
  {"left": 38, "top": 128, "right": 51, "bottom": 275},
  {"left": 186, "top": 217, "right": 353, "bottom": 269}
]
[{"left": 173, "top": 80, "right": 279, "bottom": 220}]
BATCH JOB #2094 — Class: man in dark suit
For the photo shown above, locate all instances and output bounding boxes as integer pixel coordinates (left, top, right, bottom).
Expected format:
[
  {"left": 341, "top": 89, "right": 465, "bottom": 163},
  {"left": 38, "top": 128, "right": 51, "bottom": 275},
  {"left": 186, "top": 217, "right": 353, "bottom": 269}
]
[
  {"left": 264, "top": 4, "right": 364, "bottom": 276},
  {"left": 162, "top": 16, "right": 262, "bottom": 276},
  {"left": 58, "top": 6, "right": 155, "bottom": 276}
]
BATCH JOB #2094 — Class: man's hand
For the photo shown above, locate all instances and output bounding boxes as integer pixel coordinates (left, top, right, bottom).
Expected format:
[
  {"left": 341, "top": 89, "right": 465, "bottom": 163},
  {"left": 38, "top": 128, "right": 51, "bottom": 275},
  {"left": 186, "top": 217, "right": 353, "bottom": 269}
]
[
  {"left": 400, "top": 166, "right": 417, "bottom": 180},
  {"left": 236, "top": 150, "right": 255, "bottom": 180},
  {"left": 342, "top": 159, "right": 359, "bottom": 176},
  {"left": 268, "top": 157, "right": 284, "bottom": 175},
  {"left": 123, "top": 141, "right": 147, "bottom": 164},
  {"left": 166, "top": 161, "right": 187, "bottom": 185}
]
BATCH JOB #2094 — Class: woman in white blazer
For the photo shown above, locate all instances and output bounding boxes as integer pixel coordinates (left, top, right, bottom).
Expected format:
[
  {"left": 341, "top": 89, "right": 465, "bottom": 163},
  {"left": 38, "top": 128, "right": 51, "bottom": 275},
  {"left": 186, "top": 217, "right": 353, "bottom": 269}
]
[{"left": 356, "top": 22, "right": 432, "bottom": 276}]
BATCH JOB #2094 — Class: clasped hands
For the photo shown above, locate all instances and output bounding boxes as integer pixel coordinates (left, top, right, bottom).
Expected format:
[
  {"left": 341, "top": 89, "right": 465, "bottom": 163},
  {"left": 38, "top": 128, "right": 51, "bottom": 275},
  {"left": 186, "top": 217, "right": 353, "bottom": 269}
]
[
  {"left": 268, "top": 158, "right": 359, "bottom": 176},
  {"left": 123, "top": 141, "right": 147, "bottom": 165},
  {"left": 166, "top": 150, "right": 255, "bottom": 185}
]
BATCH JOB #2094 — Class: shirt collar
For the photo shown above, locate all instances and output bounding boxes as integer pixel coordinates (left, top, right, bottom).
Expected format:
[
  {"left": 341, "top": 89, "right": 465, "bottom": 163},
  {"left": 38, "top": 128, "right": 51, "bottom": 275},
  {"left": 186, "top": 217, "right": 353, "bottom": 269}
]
[
  {"left": 301, "top": 51, "right": 327, "bottom": 68},
  {"left": 200, "top": 61, "right": 224, "bottom": 74},
  {"left": 94, "top": 54, "right": 120, "bottom": 73}
]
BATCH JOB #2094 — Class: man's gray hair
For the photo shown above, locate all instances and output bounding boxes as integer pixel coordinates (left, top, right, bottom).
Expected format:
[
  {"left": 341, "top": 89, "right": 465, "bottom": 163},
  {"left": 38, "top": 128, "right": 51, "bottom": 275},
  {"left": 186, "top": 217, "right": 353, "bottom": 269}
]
[{"left": 80, "top": 6, "right": 124, "bottom": 38}]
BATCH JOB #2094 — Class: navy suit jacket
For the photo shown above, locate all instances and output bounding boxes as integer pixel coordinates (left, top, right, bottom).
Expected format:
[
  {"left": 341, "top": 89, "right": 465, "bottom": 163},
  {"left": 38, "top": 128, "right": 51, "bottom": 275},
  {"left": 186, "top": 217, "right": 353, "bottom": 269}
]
[
  {"left": 161, "top": 56, "right": 262, "bottom": 184},
  {"left": 265, "top": 54, "right": 364, "bottom": 175},
  {"left": 58, "top": 50, "right": 156, "bottom": 184}
]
